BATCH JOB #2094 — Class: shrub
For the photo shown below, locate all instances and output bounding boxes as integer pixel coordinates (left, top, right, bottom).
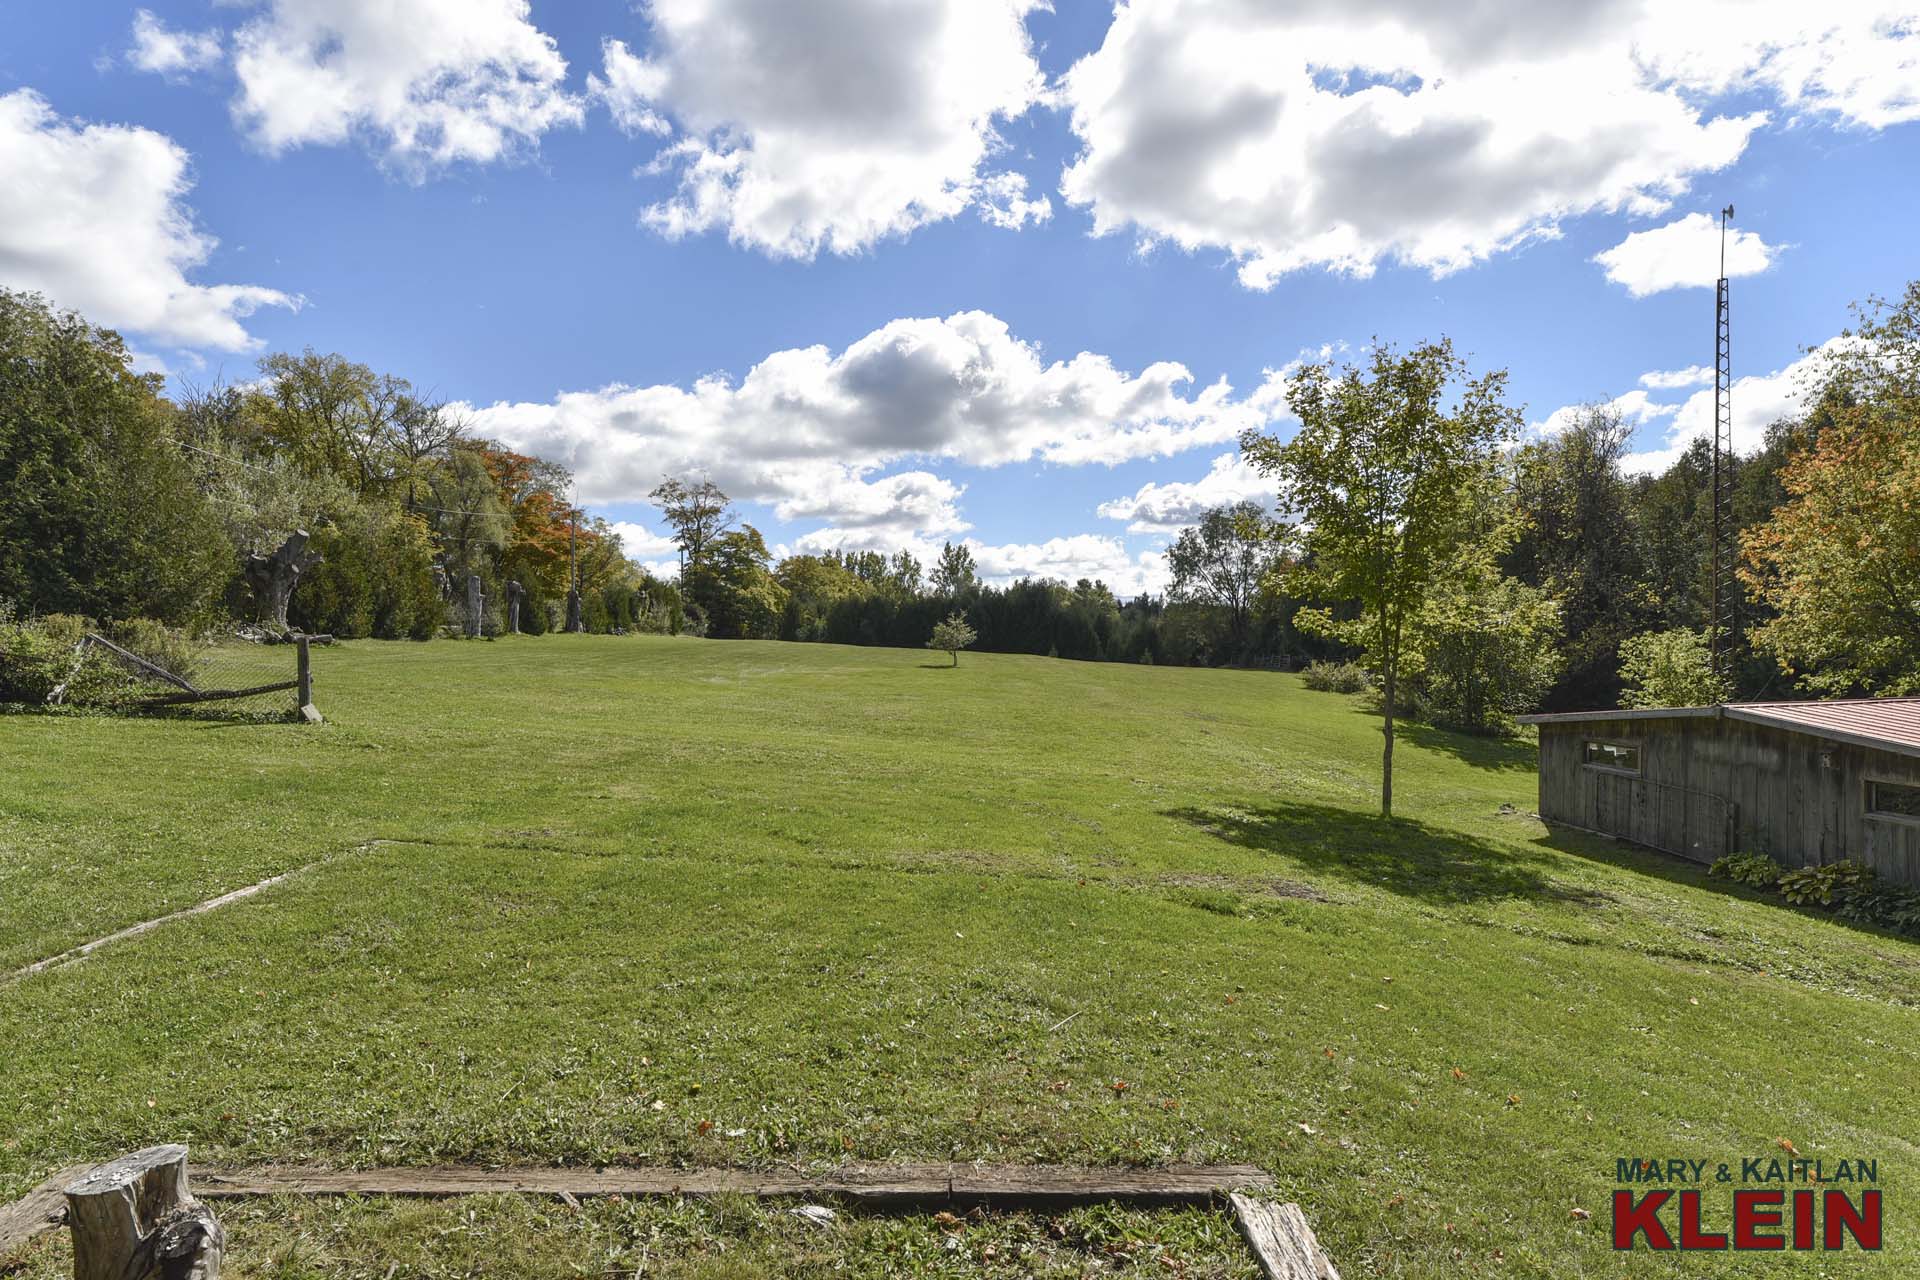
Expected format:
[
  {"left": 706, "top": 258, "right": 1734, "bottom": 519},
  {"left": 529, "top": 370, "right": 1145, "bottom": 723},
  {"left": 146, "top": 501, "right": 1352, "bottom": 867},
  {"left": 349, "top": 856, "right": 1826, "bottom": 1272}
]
[
  {"left": 1302, "top": 660, "right": 1370, "bottom": 693},
  {"left": 1837, "top": 884, "right": 1920, "bottom": 932},
  {"left": 1709, "top": 852, "right": 1784, "bottom": 888},
  {"left": 106, "top": 616, "right": 204, "bottom": 685},
  {"left": 0, "top": 613, "right": 138, "bottom": 706},
  {"left": 1777, "top": 860, "right": 1874, "bottom": 907}
]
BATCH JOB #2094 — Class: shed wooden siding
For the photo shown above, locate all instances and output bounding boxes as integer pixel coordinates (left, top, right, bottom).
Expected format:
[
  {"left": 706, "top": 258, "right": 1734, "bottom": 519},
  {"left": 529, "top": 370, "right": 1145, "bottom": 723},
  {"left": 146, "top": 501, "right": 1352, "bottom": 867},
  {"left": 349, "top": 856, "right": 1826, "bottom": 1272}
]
[{"left": 1538, "top": 718, "right": 1920, "bottom": 887}]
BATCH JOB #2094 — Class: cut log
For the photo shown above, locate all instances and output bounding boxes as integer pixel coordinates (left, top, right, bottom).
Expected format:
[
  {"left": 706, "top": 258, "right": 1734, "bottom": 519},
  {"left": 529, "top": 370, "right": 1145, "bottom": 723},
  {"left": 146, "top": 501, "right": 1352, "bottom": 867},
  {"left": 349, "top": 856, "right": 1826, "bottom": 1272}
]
[
  {"left": 1230, "top": 1194, "right": 1339, "bottom": 1280},
  {"left": 65, "top": 1145, "right": 223, "bottom": 1280}
]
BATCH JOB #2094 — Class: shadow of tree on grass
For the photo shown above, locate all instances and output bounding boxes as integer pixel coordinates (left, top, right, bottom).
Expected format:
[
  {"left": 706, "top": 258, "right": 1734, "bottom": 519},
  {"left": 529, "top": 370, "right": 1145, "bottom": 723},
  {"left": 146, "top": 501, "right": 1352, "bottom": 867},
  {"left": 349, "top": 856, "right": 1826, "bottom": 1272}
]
[
  {"left": 1341, "top": 704, "right": 1538, "bottom": 773},
  {"left": 1166, "top": 800, "right": 1611, "bottom": 908}
]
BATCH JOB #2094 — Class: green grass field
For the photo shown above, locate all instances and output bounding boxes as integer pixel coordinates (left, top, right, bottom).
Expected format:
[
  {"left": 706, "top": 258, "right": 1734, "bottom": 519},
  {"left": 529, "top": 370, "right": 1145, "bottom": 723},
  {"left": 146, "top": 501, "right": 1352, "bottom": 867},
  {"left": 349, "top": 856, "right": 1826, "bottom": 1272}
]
[{"left": 2, "top": 635, "right": 1916, "bottom": 1277}]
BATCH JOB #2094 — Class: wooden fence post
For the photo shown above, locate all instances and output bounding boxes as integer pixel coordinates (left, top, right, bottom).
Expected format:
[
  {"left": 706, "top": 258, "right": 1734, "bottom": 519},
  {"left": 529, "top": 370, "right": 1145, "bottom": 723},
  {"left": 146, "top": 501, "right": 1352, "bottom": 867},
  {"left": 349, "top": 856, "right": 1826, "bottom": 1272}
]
[
  {"left": 296, "top": 636, "right": 322, "bottom": 724},
  {"left": 65, "top": 1145, "right": 223, "bottom": 1280}
]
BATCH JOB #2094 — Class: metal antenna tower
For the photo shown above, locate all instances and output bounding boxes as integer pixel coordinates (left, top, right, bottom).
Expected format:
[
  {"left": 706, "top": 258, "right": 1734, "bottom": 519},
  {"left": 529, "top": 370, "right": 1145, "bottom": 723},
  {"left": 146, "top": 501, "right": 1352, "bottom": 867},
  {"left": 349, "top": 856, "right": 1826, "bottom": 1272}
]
[{"left": 1709, "top": 204, "right": 1737, "bottom": 679}]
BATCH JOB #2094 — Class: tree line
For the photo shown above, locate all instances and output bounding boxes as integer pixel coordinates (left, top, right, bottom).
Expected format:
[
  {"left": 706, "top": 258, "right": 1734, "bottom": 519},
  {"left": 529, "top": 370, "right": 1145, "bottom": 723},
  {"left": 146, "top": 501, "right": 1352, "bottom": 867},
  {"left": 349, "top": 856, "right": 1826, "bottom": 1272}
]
[
  {"left": 5, "top": 275, "right": 1916, "bottom": 767},
  {"left": 0, "top": 287, "right": 681, "bottom": 641}
]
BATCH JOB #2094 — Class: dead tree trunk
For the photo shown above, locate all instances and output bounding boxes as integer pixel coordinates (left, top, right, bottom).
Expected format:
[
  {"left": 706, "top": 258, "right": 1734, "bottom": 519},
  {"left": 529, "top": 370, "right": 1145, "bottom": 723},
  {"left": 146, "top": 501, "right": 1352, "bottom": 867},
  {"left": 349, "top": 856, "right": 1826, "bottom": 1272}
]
[
  {"left": 65, "top": 1146, "right": 223, "bottom": 1280},
  {"left": 506, "top": 581, "right": 524, "bottom": 634},
  {"left": 466, "top": 575, "right": 483, "bottom": 638},
  {"left": 244, "top": 532, "right": 321, "bottom": 631}
]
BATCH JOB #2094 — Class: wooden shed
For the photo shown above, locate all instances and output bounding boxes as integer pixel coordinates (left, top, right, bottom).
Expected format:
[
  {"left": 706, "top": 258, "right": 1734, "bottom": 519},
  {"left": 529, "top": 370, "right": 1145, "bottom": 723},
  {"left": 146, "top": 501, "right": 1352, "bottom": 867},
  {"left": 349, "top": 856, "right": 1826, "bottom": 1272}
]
[{"left": 1516, "top": 698, "right": 1920, "bottom": 888}]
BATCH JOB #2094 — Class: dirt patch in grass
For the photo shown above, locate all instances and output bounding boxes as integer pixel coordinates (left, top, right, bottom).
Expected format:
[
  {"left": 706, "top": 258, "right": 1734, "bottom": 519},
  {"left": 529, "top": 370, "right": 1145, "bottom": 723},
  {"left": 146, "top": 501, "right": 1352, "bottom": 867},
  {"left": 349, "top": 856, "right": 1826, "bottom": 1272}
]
[{"left": 1151, "top": 872, "right": 1329, "bottom": 902}]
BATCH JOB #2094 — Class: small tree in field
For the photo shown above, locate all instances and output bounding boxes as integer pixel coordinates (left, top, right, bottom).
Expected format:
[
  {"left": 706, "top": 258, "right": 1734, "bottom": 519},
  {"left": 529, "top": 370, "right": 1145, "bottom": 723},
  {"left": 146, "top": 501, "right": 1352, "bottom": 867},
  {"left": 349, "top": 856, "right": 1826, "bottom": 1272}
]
[
  {"left": 1243, "top": 337, "right": 1520, "bottom": 818},
  {"left": 928, "top": 611, "right": 976, "bottom": 666}
]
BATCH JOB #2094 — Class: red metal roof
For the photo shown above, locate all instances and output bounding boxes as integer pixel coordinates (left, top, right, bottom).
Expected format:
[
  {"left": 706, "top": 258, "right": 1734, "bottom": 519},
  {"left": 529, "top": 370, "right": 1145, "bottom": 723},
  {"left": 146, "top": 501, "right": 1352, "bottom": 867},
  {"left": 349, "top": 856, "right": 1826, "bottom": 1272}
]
[
  {"left": 1725, "top": 697, "right": 1920, "bottom": 757},
  {"left": 1518, "top": 696, "right": 1920, "bottom": 759}
]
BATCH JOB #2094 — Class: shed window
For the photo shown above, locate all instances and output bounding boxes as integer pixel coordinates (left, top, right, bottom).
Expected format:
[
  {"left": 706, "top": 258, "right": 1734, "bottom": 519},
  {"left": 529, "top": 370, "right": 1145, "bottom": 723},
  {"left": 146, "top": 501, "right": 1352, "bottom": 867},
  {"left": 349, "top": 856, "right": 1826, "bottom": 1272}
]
[
  {"left": 1868, "top": 780, "right": 1920, "bottom": 821},
  {"left": 1582, "top": 740, "right": 1641, "bottom": 773}
]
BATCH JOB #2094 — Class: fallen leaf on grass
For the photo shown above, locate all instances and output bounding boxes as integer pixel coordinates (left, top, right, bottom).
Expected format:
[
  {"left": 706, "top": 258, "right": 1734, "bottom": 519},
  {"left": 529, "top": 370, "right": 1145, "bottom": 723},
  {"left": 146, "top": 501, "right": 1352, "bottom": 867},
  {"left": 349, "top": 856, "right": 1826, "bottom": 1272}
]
[
  {"left": 1506, "top": 1094, "right": 1520, "bottom": 1107},
  {"left": 1297, "top": 1122, "right": 1316, "bottom": 1135},
  {"left": 1777, "top": 1138, "right": 1799, "bottom": 1155},
  {"left": 1570, "top": 1207, "right": 1591, "bottom": 1221},
  {"left": 1450, "top": 1067, "right": 1467, "bottom": 1081},
  {"left": 1110, "top": 1079, "right": 1130, "bottom": 1095}
]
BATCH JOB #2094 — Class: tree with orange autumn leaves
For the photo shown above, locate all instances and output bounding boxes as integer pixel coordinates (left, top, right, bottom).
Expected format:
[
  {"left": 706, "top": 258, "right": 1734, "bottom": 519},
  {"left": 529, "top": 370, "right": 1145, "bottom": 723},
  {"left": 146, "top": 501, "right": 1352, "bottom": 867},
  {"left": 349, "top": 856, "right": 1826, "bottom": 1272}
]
[
  {"left": 477, "top": 444, "right": 632, "bottom": 613},
  {"left": 1742, "top": 283, "right": 1920, "bottom": 695}
]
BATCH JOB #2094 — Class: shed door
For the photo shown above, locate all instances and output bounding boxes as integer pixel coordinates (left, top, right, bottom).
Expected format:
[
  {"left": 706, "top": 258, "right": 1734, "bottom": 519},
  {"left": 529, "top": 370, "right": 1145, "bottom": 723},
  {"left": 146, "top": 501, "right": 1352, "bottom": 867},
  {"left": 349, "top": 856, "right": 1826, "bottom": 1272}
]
[{"left": 1588, "top": 771, "right": 1728, "bottom": 863}]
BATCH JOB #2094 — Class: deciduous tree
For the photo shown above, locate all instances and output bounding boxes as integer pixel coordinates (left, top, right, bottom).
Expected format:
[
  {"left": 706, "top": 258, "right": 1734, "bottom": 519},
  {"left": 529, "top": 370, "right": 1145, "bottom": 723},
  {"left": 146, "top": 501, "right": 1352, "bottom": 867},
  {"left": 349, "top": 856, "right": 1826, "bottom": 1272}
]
[
  {"left": 928, "top": 611, "right": 977, "bottom": 666},
  {"left": 1742, "top": 285, "right": 1920, "bottom": 694},
  {"left": 1244, "top": 338, "right": 1520, "bottom": 816}
]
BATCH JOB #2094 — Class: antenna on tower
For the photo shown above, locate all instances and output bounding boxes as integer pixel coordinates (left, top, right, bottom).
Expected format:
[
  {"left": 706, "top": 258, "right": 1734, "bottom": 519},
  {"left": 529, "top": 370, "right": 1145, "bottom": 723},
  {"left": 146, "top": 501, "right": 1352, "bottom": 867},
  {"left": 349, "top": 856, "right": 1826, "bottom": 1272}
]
[{"left": 1709, "top": 205, "right": 1737, "bottom": 681}]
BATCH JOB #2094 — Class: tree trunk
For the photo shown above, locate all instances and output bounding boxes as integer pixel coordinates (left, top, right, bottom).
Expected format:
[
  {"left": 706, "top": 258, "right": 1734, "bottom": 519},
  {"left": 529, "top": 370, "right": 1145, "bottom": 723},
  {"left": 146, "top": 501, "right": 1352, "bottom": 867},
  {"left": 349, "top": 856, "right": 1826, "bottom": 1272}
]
[
  {"left": 243, "top": 532, "right": 321, "bottom": 630},
  {"left": 950, "top": 649, "right": 958, "bottom": 667},
  {"left": 65, "top": 1145, "right": 223, "bottom": 1280},
  {"left": 1380, "top": 621, "right": 1398, "bottom": 819}
]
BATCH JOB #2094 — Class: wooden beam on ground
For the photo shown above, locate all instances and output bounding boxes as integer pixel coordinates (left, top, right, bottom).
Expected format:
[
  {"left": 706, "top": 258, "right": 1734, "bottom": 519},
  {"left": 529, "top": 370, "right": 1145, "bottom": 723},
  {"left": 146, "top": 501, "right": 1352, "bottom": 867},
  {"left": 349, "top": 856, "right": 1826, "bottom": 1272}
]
[
  {"left": 0, "top": 1165, "right": 90, "bottom": 1257},
  {"left": 137, "top": 680, "right": 298, "bottom": 708},
  {"left": 1230, "top": 1193, "right": 1340, "bottom": 1280},
  {"left": 951, "top": 1164, "right": 1270, "bottom": 1207},
  {"left": 189, "top": 1163, "right": 1271, "bottom": 1208}
]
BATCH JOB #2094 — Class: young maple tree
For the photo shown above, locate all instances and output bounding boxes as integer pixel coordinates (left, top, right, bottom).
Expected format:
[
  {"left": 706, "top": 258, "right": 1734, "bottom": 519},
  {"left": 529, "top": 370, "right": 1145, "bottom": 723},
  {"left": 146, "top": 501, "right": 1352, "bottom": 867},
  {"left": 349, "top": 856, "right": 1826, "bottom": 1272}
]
[{"left": 1243, "top": 338, "right": 1519, "bottom": 817}]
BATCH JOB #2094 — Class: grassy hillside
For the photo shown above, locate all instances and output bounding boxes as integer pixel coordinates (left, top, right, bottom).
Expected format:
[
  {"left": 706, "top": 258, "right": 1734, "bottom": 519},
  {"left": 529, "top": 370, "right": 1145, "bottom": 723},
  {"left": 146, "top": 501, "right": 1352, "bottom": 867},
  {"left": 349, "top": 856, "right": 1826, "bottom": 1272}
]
[{"left": 1, "top": 635, "right": 1915, "bottom": 1276}]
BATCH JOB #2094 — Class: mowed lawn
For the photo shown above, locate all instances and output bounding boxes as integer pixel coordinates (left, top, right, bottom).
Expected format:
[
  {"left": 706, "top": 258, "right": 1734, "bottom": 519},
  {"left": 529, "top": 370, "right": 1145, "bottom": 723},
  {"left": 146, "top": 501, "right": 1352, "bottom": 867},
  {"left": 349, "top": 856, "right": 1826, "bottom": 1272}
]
[{"left": 1, "top": 635, "right": 1916, "bottom": 1277}]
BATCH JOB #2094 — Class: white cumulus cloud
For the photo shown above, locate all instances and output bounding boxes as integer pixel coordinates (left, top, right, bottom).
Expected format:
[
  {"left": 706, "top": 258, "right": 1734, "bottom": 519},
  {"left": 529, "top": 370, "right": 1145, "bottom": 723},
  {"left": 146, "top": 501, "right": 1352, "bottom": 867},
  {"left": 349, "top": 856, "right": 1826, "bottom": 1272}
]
[
  {"left": 1593, "top": 212, "right": 1781, "bottom": 296},
  {"left": 1639, "top": 364, "right": 1716, "bottom": 390},
  {"left": 0, "top": 90, "right": 297, "bottom": 351},
  {"left": 1056, "top": 0, "right": 1918, "bottom": 287},
  {"left": 1611, "top": 338, "right": 1851, "bottom": 474},
  {"left": 128, "top": 10, "right": 224, "bottom": 76},
  {"left": 1097, "top": 452, "right": 1274, "bottom": 533},
  {"left": 793, "top": 528, "right": 1169, "bottom": 596},
  {"left": 1530, "top": 390, "right": 1679, "bottom": 439},
  {"left": 591, "top": 0, "right": 1049, "bottom": 257},
  {"left": 228, "top": 0, "right": 583, "bottom": 172},
  {"left": 463, "top": 310, "right": 1284, "bottom": 540}
]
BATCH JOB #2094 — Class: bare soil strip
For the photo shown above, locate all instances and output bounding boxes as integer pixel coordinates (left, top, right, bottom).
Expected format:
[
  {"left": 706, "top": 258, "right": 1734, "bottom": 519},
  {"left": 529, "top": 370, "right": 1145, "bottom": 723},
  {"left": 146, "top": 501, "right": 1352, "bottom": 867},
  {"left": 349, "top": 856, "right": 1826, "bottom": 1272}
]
[{"left": 5, "top": 842, "right": 382, "bottom": 984}]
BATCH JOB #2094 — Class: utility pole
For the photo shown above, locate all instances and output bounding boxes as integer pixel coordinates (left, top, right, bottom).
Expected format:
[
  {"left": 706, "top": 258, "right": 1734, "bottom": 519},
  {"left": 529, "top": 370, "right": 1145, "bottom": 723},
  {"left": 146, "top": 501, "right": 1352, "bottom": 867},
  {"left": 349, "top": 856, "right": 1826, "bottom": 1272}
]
[{"left": 1709, "top": 204, "right": 1737, "bottom": 681}]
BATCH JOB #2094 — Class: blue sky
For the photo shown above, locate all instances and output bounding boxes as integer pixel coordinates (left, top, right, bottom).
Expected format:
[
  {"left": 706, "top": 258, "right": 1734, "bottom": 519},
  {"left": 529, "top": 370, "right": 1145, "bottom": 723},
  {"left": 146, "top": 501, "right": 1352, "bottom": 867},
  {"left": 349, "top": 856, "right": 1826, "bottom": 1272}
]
[{"left": 4, "top": 1, "right": 1918, "bottom": 590}]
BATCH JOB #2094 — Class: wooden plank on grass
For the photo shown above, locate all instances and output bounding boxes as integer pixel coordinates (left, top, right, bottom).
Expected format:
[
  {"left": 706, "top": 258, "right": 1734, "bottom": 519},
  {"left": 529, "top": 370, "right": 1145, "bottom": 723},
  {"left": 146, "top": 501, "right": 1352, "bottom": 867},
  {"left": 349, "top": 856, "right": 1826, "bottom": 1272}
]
[
  {"left": 1230, "top": 1193, "right": 1340, "bottom": 1280},
  {"left": 192, "top": 1164, "right": 954, "bottom": 1204},
  {"left": 190, "top": 1163, "right": 1269, "bottom": 1207},
  {"left": 951, "top": 1163, "right": 1270, "bottom": 1206},
  {"left": 0, "top": 1165, "right": 90, "bottom": 1257}
]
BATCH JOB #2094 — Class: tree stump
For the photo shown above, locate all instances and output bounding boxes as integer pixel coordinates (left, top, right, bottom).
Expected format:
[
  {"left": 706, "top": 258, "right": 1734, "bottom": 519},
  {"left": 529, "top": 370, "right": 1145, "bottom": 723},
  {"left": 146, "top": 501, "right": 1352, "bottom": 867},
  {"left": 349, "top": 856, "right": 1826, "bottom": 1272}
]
[
  {"left": 65, "top": 1146, "right": 223, "bottom": 1280},
  {"left": 243, "top": 532, "right": 321, "bottom": 630}
]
